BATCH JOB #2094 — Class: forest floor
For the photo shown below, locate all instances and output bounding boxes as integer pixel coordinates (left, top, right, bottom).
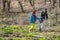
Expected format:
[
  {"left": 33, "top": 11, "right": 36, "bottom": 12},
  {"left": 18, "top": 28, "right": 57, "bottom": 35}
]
[{"left": 0, "top": 8, "right": 60, "bottom": 40}]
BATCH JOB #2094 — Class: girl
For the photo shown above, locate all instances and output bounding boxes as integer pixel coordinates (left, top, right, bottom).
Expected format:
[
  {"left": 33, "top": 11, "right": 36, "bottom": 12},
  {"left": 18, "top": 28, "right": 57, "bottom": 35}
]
[{"left": 29, "top": 10, "right": 39, "bottom": 31}]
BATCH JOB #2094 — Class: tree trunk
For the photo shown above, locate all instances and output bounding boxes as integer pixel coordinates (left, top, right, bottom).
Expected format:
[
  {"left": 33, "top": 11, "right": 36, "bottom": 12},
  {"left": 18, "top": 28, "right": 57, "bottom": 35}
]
[
  {"left": 7, "top": 0, "right": 11, "bottom": 12},
  {"left": 2, "top": 0, "right": 6, "bottom": 11},
  {"left": 49, "top": 0, "right": 52, "bottom": 11},
  {"left": 45, "top": 0, "right": 46, "bottom": 5},
  {"left": 29, "top": 0, "right": 32, "bottom": 6},
  {"left": 59, "top": 0, "right": 60, "bottom": 7},
  {"left": 2, "top": 0, "right": 11, "bottom": 12},
  {"left": 29, "top": 0, "right": 35, "bottom": 10},
  {"left": 52, "top": 0, "right": 56, "bottom": 8},
  {"left": 18, "top": 0, "right": 24, "bottom": 12}
]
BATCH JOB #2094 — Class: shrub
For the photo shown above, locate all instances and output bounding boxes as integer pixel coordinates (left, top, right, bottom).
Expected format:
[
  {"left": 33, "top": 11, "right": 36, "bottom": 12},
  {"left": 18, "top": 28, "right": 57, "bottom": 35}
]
[
  {"left": 3, "top": 27, "right": 13, "bottom": 34},
  {"left": 0, "top": 37, "right": 3, "bottom": 40},
  {"left": 54, "top": 36, "right": 60, "bottom": 40},
  {"left": 26, "top": 33, "right": 33, "bottom": 37},
  {"left": 9, "top": 38, "right": 13, "bottom": 40},
  {"left": 38, "top": 37, "right": 47, "bottom": 40}
]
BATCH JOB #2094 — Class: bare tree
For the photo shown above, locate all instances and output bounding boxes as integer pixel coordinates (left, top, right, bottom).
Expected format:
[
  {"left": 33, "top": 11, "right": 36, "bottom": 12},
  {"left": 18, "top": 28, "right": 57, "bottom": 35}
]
[
  {"left": 2, "top": 0, "right": 11, "bottom": 11},
  {"left": 52, "top": 0, "right": 56, "bottom": 8},
  {"left": 29, "top": 0, "right": 33, "bottom": 6},
  {"left": 59, "top": 0, "right": 60, "bottom": 7},
  {"left": 29, "top": 0, "right": 35, "bottom": 10},
  {"left": 7, "top": 0, "right": 11, "bottom": 11},
  {"left": 2, "top": 0, "right": 5, "bottom": 11},
  {"left": 45, "top": 0, "right": 46, "bottom": 5},
  {"left": 49, "top": 0, "right": 52, "bottom": 11},
  {"left": 55, "top": 0, "right": 59, "bottom": 23},
  {"left": 18, "top": 0, "right": 24, "bottom": 12}
]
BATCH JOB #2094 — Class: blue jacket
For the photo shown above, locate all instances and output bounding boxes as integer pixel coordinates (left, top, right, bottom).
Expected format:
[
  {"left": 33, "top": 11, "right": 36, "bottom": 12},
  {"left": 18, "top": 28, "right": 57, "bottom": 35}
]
[{"left": 30, "top": 14, "right": 39, "bottom": 23}]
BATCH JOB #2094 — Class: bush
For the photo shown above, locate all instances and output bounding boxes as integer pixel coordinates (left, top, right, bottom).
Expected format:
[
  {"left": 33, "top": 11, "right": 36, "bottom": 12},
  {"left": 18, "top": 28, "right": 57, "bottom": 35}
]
[
  {"left": 38, "top": 37, "right": 47, "bottom": 40},
  {"left": 0, "top": 29, "right": 3, "bottom": 33},
  {"left": 3, "top": 27, "right": 13, "bottom": 34},
  {"left": 3, "top": 25, "right": 20, "bottom": 34},
  {"left": 54, "top": 36, "right": 60, "bottom": 40},
  {"left": 9, "top": 38, "right": 13, "bottom": 40},
  {"left": 0, "top": 37, "right": 3, "bottom": 40},
  {"left": 26, "top": 33, "right": 33, "bottom": 37}
]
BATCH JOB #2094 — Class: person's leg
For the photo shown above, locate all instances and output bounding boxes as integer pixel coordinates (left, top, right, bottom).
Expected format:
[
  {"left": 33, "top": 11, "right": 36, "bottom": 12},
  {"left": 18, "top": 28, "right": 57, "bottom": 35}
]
[
  {"left": 46, "top": 14, "right": 48, "bottom": 20},
  {"left": 40, "top": 23, "right": 43, "bottom": 29},
  {"left": 29, "top": 23, "right": 35, "bottom": 31},
  {"left": 39, "top": 23, "right": 41, "bottom": 32},
  {"left": 39, "top": 22, "right": 44, "bottom": 32}
]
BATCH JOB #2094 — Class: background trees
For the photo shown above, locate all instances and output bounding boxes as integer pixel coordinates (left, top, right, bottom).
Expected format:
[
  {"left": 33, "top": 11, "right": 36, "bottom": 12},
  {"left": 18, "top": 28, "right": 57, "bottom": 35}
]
[
  {"left": 18, "top": 0, "right": 24, "bottom": 12},
  {"left": 2, "top": 0, "right": 60, "bottom": 13},
  {"left": 2, "top": 0, "right": 11, "bottom": 11}
]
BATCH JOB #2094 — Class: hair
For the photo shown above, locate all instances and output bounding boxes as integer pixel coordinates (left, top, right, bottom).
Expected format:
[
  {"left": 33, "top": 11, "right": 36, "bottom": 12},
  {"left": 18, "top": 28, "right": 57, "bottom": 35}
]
[
  {"left": 33, "top": 10, "right": 36, "bottom": 15},
  {"left": 45, "top": 8, "right": 47, "bottom": 10}
]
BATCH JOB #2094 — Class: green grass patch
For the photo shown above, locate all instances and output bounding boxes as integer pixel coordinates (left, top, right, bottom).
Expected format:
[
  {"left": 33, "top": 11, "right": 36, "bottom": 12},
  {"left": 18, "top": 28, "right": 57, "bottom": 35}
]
[
  {"left": 53, "top": 35, "right": 60, "bottom": 40},
  {"left": 38, "top": 37, "right": 47, "bottom": 40},
  {"left": 0, "top": 37, "right": 3, "bottom": 40}
]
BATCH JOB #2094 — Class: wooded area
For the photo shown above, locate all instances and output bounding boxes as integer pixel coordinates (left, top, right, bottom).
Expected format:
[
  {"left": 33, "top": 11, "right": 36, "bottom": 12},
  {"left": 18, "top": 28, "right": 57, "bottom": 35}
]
[
  {"left": 0, "top": 0, "right": 60, "bottom": 24},
  {"left": 1, "top": 0, "right": 60, "bottom": 12},
  {"left": 0, "top": 0, "right": 60, "bottom": 40}
]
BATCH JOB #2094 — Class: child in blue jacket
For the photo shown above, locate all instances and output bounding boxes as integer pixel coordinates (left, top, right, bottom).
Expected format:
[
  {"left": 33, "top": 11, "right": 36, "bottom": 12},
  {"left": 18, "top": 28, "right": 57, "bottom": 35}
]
[{"left": 29, "top": 10, "right": 39, "bottom": 31}]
